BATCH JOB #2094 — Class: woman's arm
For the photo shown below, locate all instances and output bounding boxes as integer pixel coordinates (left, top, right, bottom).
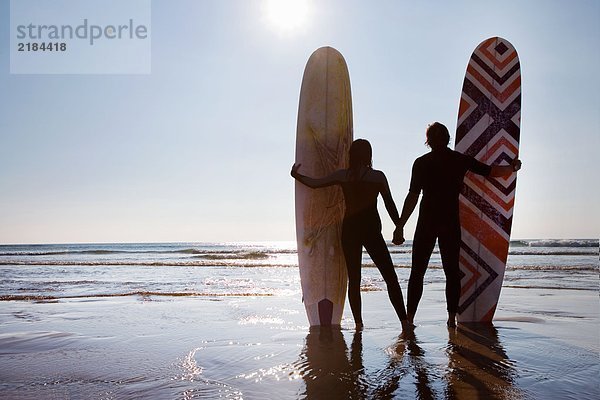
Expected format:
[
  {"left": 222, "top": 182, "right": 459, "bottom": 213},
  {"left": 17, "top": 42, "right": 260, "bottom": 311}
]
[
  {"left": 393, "top": 192, "right": 419, "bottom": 245},
  {"left": 378, "top": 172, "right": 401, "bottom": 225},
  {"left": 291, "top": 163, "right": 344, "bottom": 188}
]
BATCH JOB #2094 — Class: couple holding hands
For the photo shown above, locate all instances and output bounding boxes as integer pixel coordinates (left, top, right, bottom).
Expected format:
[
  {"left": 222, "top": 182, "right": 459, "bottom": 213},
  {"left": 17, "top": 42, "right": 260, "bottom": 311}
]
[{"left": 291, "top": 122, "right": 522, "bottom": 332}]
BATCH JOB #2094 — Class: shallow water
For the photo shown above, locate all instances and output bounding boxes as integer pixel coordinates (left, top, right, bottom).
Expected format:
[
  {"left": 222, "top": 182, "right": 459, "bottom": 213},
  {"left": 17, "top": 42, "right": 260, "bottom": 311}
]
[
  {"left": 0, "top": 241, "right": 598, "bottom": 399},
  {"left": 0, "top": 287, "right": 598, "bottom": 399}
]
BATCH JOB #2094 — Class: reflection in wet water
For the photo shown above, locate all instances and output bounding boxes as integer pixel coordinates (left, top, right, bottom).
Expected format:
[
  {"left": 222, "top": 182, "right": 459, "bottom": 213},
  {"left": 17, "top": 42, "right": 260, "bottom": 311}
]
[
  {"left": 295, "top": 324, "right": 521, "bottom": 399},
  {"left": 444, "top": 323, "right": 521, "bottom": 399},
  {"left": 375, "top": 330, "right": 443, "bottom": 399},
  {"left": 295, "top": 327, "right": 367, "bottom": 399}
]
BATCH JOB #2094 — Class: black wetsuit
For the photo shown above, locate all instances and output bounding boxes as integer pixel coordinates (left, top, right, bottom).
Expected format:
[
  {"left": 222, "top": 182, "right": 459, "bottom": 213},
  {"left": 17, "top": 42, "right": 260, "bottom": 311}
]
[
  {"left": 407, "top": 147, "right": 491, "bottom": 315},
  {"left": 340, "top": 171, "right": 407, "bottom": 323}
]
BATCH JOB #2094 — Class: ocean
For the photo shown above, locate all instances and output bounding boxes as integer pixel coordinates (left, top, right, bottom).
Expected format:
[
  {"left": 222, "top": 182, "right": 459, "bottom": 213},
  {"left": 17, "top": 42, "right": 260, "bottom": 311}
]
[
  {"left": 1, "top": 239, "right": 597, "bottom": 302},
  {"left": 1, "top": 240, "right": 598, "bottom": 399}
]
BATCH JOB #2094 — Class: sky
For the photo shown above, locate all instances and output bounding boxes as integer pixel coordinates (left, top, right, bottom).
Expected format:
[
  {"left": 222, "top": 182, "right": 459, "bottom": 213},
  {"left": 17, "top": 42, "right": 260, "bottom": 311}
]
[{"left": 0, "top": 0, "right": 598, "bottom": 244}]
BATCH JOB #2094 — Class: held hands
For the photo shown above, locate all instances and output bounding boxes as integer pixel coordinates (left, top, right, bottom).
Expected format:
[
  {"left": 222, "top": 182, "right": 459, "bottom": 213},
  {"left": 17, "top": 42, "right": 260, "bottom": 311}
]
[{"left": 392, "top": 226, "right": 405, "bottom": 245}]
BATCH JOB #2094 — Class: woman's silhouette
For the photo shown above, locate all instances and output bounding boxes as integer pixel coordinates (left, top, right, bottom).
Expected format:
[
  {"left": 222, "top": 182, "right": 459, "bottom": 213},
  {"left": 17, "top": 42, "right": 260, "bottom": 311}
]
[{"left": 292, "top": 139, "right": 410, "bottom": 331}]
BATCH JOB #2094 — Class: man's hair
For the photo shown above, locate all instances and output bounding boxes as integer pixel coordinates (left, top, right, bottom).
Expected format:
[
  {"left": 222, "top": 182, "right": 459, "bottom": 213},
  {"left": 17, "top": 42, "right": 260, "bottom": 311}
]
[{"left": 426, "top": 122, "right": 450, "bottom": 148}]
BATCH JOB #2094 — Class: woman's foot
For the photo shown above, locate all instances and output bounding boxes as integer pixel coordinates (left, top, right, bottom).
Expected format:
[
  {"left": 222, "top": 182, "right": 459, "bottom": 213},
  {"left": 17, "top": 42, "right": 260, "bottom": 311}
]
[
  {"left": 400, "top": 320, "right": 415, "bottom": 338},
  {"left": 355, "top": 321, "right": 364, "bottom": 330},
  {"left": 399, "top": 321, "right": 416, "bottom": 340},
  {"left": 401, "top": 319, "right": 416, "bottom": 331}
]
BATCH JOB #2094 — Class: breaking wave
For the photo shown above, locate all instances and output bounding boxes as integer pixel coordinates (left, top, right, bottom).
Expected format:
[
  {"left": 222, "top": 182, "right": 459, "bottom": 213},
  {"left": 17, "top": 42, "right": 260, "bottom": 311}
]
[
  {"left": 510, "top": 239, "right": 599, "bottom": 248},
  {"left": 0, "top": 291, "right": 275, "bottom": 302}
]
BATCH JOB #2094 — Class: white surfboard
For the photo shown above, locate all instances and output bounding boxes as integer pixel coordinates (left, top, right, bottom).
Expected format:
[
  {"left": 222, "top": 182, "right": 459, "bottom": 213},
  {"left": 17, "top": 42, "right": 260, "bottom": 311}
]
[{"left": 295, "top": 47, "right": 353, "bottom": 326}]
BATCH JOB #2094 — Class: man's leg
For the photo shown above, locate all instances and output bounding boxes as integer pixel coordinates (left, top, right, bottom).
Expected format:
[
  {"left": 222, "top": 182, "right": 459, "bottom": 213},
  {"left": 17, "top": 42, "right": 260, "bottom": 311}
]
[
  {"left": 407, "top": 224, "right": 437, "bottom": 323},
  {"left": 438, "top": 224, "right": 462, "bottom": 327}
]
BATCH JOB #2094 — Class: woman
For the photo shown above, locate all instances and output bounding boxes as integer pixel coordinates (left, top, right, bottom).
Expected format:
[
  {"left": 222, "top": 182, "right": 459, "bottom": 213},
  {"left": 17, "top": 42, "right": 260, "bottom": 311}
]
[{"left": 292, "top": 139, "right": 410, "bottom": 331}]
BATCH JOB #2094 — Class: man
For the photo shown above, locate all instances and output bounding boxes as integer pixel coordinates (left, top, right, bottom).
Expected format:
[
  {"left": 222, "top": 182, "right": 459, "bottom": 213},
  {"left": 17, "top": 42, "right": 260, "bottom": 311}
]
[{"left": 394, "top": 122, "right": 521, "bottom": 327}]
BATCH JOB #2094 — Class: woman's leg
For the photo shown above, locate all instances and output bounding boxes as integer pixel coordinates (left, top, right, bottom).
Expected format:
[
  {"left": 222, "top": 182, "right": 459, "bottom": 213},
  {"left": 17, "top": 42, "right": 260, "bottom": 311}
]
[
  {"left": 364, "top": 231, "right": 408, "bottom": 322},
  {"left": 341, "top": 223, "right": 363, "bottom": 327}
]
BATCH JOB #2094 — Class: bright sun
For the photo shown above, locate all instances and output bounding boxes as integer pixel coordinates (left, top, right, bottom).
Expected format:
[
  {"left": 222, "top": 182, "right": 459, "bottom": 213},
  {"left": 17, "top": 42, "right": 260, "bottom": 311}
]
[{"left": 265, "top": 0, "right": 310, "bottom": 32}]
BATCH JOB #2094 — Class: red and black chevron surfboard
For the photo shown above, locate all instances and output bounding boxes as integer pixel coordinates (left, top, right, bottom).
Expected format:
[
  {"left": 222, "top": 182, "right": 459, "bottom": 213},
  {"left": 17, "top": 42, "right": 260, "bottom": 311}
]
[{"left": 455, "top": 37, "right": 521, "bottom": 322}]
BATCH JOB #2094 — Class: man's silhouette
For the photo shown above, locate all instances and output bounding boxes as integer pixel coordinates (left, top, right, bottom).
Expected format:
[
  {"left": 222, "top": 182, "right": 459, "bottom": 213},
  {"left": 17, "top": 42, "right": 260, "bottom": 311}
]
[{"left": 394, "top": 122, "right": 521, "bottom": 327}]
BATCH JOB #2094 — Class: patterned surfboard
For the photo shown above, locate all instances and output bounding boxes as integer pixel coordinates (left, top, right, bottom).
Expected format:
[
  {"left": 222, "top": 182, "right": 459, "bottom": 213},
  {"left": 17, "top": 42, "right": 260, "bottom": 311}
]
[{"left": 455, "top": 37, "right": 521, "bottom": 322}]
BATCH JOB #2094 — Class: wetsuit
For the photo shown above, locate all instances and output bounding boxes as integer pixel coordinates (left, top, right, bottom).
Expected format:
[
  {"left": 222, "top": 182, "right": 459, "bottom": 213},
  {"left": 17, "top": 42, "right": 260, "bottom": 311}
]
[
  {"left": 407, "top": 147, "right": 491, "bottom": 315},
  {"left": 340, "top": 171, "right": 407, "bottom": 323}
]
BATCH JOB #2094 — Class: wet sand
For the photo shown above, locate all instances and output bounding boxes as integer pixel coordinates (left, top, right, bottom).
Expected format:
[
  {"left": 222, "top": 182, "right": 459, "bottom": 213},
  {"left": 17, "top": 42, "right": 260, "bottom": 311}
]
[{"left": 0, "top": 284, "right": 598, "bottom": 399}]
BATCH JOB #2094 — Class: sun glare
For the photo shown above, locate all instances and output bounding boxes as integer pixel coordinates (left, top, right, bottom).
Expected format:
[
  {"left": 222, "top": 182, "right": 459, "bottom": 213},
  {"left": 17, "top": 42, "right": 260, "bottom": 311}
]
[{"left": 265, "top": 0, "right": 310, "bottom": 33}]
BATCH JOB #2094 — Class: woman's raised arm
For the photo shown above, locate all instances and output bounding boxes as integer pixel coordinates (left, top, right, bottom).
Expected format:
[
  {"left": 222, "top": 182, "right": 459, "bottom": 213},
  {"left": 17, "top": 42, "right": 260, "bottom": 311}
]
[{"left": 291, "top": 163, "right": 345, "bottom": 189}]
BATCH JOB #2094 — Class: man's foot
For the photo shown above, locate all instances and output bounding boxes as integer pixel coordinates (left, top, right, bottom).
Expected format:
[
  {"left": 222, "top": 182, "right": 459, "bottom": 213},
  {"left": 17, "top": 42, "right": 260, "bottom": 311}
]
[{"left": 447, "top": 313, "right": 457, "bottom": 328}]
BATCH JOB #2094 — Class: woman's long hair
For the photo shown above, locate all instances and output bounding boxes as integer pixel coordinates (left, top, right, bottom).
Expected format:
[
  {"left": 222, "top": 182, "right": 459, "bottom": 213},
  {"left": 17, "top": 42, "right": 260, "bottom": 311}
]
[{"left": 348, "top": 139, "right": 372, "bottom": 180}]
